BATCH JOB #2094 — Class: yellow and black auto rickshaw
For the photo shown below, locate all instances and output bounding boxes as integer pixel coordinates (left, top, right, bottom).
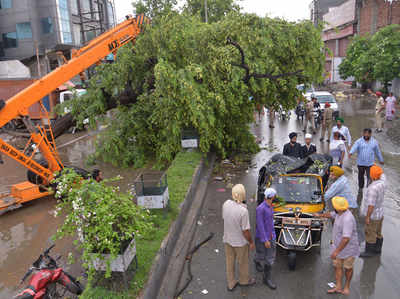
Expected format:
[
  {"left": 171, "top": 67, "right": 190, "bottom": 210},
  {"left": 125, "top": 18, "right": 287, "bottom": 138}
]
[{"left": 257, "top": 153, "right": 332, "bottom": 270}]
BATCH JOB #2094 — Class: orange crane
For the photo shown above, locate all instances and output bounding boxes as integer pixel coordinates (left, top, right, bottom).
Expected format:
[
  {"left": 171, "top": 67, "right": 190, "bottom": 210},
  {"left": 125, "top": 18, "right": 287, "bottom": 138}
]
[{"left": 0, "top": 15, "right": 149, "bottom": 214}]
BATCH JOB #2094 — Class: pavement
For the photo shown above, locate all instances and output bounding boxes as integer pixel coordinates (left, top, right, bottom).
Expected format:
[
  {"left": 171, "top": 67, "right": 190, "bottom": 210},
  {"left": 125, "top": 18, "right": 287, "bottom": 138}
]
[{"left": 177, "top": 96, "right": 400, "bottom": 299}]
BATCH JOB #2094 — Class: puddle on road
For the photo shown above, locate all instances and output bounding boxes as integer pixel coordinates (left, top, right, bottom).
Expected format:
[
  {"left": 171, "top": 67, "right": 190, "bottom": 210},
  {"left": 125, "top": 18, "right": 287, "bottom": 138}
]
[{"left": 0, "top": 131, "right": 141, "bottom": 296}]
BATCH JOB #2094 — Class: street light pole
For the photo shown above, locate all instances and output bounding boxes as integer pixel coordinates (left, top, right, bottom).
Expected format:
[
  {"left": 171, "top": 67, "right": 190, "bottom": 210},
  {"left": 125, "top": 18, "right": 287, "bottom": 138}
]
[{"left": 204, "top": 0, "right": 208, "bottom": 23}]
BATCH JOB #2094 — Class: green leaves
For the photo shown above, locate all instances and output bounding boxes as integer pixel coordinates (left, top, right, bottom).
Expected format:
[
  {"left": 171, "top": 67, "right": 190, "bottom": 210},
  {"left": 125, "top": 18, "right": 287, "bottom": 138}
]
[
  {"left": 65, "top": 12, "right": 323, "bottom": 167},
  {"left": 340, "top": 25, "right": 400, "bottom": 89},
  {"left": 52, "top": 169, "right": 155, "bottom": 280}
]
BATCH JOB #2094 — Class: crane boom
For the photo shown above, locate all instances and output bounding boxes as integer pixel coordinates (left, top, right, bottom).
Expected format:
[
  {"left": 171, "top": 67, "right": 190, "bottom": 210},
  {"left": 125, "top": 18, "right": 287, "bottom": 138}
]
[
  {"left": 0, "top": 15, "right": 148, "bottom": 214},
  {"left": 0, "top": 15, "right": 146, "bottom": 128}
]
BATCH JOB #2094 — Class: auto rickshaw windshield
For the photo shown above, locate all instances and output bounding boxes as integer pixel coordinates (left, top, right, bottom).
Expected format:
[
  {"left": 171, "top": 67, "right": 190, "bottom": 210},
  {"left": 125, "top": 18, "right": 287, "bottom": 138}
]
[{"left": 271, "top": 175, "right": 322, "bottom": 203}]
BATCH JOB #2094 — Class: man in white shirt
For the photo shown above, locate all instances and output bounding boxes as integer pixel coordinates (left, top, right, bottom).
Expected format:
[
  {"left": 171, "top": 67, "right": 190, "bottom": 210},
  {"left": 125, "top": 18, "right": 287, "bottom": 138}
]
[
  {"left": 223, "top": 184, "right": 256, "bottom": 291},
  {"left": 330, "top": 117, "right": 352, "bottom": 151}
]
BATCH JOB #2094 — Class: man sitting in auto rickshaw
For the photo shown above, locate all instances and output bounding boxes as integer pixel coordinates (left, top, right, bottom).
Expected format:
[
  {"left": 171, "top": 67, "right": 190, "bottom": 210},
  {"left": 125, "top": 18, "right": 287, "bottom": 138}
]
[{"left": 283, "top": 132, "right": 302, "bottom": 159}]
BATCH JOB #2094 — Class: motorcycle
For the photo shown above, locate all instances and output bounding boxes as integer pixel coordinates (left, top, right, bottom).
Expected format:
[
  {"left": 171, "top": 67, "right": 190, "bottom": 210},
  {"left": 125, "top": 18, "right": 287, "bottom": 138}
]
[
  {"left": 313, "top": 108, "right": 322, "bottom": 129},
  {"left": 295, "top": 103, "right": 305, "bottom": 121},
  {"left": 15, "top": 245, "right": 83, "bottom": 299},
  {"left": 279, "top": 105, "right": 291, "bottom": 121}
]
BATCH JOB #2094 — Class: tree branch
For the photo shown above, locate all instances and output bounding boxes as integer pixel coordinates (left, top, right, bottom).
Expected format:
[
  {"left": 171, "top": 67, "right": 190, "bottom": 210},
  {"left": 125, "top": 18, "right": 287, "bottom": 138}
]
[{"left": 226, "top": 37, "right": 303, "bottom": 84}]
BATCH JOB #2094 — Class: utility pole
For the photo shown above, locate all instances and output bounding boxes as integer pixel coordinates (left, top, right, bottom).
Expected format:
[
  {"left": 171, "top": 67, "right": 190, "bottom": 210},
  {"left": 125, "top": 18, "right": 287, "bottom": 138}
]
[
  {"left": 35, "top": 41, "right": 41, "bottom": 77},
  {"left": 204, "top": 0, "right": 208, "bottom": 23}
]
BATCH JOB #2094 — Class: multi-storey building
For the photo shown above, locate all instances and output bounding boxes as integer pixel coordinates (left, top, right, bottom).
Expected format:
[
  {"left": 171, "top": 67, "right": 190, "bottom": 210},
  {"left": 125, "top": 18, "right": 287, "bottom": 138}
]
[{"left": 0, "top": 0, "right": 115, "bottom": 65}]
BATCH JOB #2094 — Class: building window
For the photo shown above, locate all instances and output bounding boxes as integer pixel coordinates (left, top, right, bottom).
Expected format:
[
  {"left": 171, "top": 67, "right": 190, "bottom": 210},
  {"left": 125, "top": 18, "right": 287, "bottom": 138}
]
[
  {"left": 72, "top": 23, "right": 81, "bottom": 45},
  {"left": 16, "top": 22, "right": 33, "bottom": 39},
  {"left": 57, "top": 0, "right": 72, "bottom": 44},
  {"left": 2, "top": 32, "right": 17, "bottom": 48},
  {"left": 107, "top": 1, "right": 114, "bottom": 27},
  {"left": 85, "top": 30, "right": 96, "bottom": 41},
  {"left": 41, "top": 17, "right": 53, "bottom": 34},
  {"left": 71, "top": 0, "right": 78, "bottom": 15},
  {"left": 81, "top": 0, "right": 91, "bottom": 13},
  {"left": 0, "top": 0, "right": 12, "bottom": 9}
]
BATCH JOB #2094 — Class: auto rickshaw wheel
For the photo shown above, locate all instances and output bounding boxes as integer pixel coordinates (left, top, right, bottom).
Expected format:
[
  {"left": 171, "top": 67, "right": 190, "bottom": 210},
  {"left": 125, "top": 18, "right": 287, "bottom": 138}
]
[{"left": 288, "top": 251, "right": 296, "bottom": 271}]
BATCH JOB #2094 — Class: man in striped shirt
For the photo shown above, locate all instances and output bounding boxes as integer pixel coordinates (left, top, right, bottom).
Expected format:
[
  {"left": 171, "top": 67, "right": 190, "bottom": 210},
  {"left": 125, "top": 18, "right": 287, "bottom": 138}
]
[{"left": 349, "top": 128, "right": 384, "bottom": 193}]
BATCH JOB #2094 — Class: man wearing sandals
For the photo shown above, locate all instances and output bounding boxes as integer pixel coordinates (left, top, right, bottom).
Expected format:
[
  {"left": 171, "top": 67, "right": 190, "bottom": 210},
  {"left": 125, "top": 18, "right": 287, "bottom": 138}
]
[
  {"left": 222, "top": 184, "right": 256, "bottom": 291},
  {"left": 314, "top": 196, "right": 359, "bottom": 295}
]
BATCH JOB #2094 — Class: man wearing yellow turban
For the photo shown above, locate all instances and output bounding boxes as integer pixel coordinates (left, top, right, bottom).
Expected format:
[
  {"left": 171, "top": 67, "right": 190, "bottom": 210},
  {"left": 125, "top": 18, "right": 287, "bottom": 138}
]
[
  {"left": 324, "top": 166, "right": 358, "bottom": 215},
  {"left": 314, "top": 197, "right": 359, "bottom": 295}
]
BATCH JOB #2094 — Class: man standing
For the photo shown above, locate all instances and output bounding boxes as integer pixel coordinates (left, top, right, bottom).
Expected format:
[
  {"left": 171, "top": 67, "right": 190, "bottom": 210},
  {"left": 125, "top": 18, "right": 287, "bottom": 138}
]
[
  {"left": 268, "top": 106, "right": 275, "bottom": 128},
  {"left": 320, "top": 103, "right": 334, "bottom": 142},
  {"left": 360, "top": 165, "right": 385, "bottom": 257},
  {"left": 349, "top": 128, "right": 384, "bottom": 193},
  {"left": 375, "top": 91, "right": 385, "bottom": 132},
  {"left": 330, "top": 117, "right": 351, "bottom": 150},
  {"left": 222, "top": 184, "right": 256, "bottom": 291},
  {"left": 303, "top": 98, "right": 316, "bottom": 134},
  {"left": 254, "top": 188, "right": 277, "bottom": 290},
  {"left": 314, "top": 197, "right": 359, "bottom": 295},
  {"left": 283, "top": 132, "right": 302, "bottom": 158},
  {"left": 324, "top": 166, "right": 358, "bottom": 215},
  {"left": 301, "top": 133, "right": 317, "bottom": 158}
]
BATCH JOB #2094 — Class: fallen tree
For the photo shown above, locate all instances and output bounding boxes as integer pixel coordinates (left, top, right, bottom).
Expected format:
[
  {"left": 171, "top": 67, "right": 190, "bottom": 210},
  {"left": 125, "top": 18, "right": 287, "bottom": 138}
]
[{"left": 64, "top": 12, "right": 324, "bottom": 167}]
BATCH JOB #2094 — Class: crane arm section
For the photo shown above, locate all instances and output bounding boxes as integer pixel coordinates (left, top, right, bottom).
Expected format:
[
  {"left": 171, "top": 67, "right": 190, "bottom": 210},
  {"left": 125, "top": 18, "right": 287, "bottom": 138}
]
[{"left": 0, "top": 15, "right": 147, "bottom": 128}]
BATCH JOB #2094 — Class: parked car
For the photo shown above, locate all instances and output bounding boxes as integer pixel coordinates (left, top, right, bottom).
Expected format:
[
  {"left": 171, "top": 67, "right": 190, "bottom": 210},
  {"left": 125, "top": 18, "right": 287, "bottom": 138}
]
[
  {"left": 59, "top": 89, "right": 89, "bottom": 125},
  {"left": 306, "top": 91, "right": 339, "bottom": 118}
]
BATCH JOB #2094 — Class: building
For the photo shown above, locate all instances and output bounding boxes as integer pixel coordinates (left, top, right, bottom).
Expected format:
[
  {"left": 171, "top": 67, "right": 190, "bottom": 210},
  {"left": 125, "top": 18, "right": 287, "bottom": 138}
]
[
  {"left": 0, "top": 0, "right": 115, "bottom": 75},
  {"left": 310, "top": 0, "right": 349, "bottom": 25},
  {"left": 322, "top": 0, "right": 357, "bottom": 82},
  {"left": 358, "top": 0, "right": 400, "bottom": 35}
]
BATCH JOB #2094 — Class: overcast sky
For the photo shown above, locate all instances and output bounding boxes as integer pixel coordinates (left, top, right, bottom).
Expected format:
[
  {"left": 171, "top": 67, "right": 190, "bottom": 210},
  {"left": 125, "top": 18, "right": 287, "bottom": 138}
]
[{"left": 114, "top": 0, "right": 311, "bottom": 23}]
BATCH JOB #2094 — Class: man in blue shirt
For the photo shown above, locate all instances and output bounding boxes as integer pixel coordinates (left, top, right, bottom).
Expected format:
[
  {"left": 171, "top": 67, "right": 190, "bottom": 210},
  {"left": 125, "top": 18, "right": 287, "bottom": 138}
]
[
  {"left": 325, "top": 166, "right": 358, "bottom": 215},
  {"left": 349, "top": 128, "right": 384, "bottom": 193},
  {"left": 254, "top": 188, "right": 277, "bottom": 290}
]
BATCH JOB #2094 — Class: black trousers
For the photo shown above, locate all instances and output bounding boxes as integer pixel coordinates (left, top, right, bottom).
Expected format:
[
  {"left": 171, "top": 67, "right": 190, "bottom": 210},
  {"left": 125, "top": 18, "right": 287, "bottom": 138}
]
[{"left": 358, "top": 165, "right": 371, "bottom": 189}]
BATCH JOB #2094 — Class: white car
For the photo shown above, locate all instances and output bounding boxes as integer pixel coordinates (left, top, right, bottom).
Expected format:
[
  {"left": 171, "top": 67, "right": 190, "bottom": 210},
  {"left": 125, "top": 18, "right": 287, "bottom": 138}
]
[
  {"left": 297, "top": 84, "right": 315, "bottom": 97},
  {"left": 59, "top": 89, "right": 89, "bottom": 124},
  {"left": 306, "top": 91, "right": 339, "bottom": 118}
]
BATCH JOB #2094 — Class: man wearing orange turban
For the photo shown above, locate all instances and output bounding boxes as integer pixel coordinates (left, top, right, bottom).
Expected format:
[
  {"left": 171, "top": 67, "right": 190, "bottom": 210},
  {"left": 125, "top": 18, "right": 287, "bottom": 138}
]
[{"left": 360, "top": 165, "right": 385, "bottom": 257}]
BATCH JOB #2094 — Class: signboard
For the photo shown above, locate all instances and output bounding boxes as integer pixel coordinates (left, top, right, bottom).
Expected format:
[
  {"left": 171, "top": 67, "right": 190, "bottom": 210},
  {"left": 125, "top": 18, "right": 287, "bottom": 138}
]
[
  {"left": 181, "top": 138, "right": 198, "bottom": 149},
  {"left": 137, "top": 187, "right": 169, "bottom": 209}
]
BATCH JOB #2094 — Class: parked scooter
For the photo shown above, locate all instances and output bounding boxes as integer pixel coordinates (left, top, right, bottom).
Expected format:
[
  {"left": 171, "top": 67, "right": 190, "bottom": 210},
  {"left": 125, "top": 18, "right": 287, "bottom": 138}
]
[{"left": 14, "top": 245, "right": 83, "bottom": 299}]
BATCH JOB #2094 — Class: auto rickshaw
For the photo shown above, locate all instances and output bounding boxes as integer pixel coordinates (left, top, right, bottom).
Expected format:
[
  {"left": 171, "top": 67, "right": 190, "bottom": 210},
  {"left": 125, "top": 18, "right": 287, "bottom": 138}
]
[{"left": 257, "top": 153, "right": 332, "bottom": 270}]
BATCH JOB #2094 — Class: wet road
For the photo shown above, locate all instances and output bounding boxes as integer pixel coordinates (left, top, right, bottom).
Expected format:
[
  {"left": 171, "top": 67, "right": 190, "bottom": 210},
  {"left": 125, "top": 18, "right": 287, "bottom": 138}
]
[
  {"left": 180, "top": 96, "right": 400, "bottom": 299},
  {"left": 0, "top": 131, "right": 141, "bottom": 298}
]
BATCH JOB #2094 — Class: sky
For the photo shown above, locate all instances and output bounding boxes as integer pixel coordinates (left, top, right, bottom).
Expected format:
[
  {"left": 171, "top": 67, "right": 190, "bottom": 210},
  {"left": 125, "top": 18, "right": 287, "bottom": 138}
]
[{"left": 114, "top": 0, "right": 311, "bottom": 23}]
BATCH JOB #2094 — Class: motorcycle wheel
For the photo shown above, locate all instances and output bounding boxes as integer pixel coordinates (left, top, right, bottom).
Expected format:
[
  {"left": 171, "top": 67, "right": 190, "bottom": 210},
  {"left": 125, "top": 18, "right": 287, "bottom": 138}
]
[
  {"left": 59, "top": 271, "right": 84, "bottom": 295},
  {"left": 288, "top": 251, "right": 297, "bottom": 271}
]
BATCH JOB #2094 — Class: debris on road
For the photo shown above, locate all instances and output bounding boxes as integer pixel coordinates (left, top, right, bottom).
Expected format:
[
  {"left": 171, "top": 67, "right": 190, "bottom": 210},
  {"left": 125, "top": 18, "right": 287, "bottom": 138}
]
[
  {"left": 201, "top": 289, "right": 209, "bottom": 294},
  {"left": 213, "top": 176, "right": 223, "bottom": 181},
  {"left": 216, "top": 188, "right": 226, "bottom": 192}
]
